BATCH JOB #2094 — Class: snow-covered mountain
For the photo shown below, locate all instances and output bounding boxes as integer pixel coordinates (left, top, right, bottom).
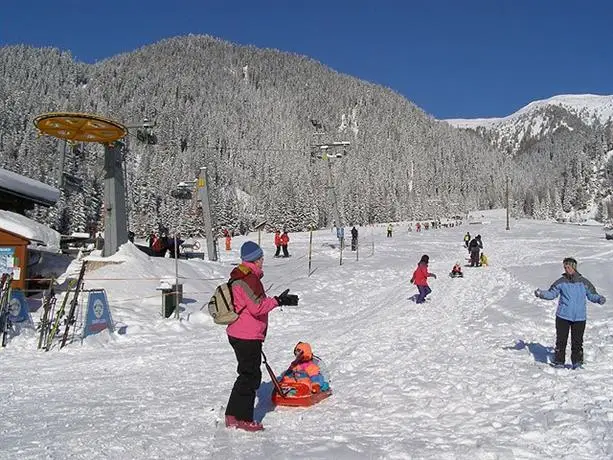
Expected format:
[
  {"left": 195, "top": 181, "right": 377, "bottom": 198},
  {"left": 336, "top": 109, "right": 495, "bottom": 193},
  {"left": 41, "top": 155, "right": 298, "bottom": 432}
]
[
  {"left": 445, "top": 94, "right": 613, "bottom": 154},
  {"left": 444, "top": 94, "right": 613, "bottom": 221},
  {"left": 447, "top": 94, "right": 613, "bottom": 128}
]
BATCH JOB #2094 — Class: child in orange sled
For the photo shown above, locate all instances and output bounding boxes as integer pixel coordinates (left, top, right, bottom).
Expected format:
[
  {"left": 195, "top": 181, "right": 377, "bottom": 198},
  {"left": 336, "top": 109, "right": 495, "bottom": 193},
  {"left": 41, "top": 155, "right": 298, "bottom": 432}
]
[{"left": 279, "top": 342, "right": 329, "bottom": 393}]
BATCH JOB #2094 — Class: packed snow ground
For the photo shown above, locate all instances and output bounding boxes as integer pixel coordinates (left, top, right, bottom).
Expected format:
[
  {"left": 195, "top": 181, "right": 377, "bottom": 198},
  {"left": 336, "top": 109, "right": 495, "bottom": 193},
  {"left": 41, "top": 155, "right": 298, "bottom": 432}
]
[{"left": 1, "top": 209, "right": 612, "bottom": 459}]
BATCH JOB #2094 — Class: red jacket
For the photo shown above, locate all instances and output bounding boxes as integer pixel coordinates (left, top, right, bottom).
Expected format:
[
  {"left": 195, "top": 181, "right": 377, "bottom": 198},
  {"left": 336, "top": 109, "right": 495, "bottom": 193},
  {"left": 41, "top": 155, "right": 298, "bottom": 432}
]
[
  {"left": 412, "top": 262, "right": 430, "bottom": 286},
  {"left": 274, "top": 232, "right": 281, "bottom": 246},
  {"left": 280, "top": 233, "right": 289, "bottom": 245}
]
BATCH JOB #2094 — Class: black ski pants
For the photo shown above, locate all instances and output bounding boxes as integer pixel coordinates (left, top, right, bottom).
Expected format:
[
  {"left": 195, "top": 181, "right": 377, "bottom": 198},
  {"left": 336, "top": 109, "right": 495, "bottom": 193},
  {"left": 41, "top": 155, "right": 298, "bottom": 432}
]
[
  {"left": 555, "top": 316, "right": 586, "bottom": 364},
  {"left": 282, "top": 244, "right": 289, "bottom": 257},
  {"left": 470, "top": 248, "right": 480, "bottom": 266},
  {"left": 226, "top": 336, "right": 262, "bottom": 421},
  {"left": 274, "top": 245, "right": 281, "bottom": 257}
]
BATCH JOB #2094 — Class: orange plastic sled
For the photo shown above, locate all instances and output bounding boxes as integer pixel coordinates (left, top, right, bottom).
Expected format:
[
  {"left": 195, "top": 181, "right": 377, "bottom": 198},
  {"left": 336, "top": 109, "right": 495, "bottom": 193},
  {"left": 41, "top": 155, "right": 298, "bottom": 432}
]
[{"left": 272, "top": 381, "right": 333, "bottom": 407}]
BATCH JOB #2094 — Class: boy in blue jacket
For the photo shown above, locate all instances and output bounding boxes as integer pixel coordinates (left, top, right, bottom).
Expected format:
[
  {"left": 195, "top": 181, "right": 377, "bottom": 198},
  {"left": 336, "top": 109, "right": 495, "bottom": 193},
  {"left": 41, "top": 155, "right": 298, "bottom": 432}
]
[{"left": 534, "top": 257, "right": 606, "bottom": 368}]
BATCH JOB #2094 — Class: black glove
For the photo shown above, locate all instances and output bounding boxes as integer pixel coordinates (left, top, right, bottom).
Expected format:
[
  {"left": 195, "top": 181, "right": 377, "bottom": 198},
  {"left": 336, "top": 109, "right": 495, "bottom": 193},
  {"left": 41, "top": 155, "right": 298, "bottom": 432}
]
[{"left": 275, "top": 289, "right": 299, "bottom": 306}]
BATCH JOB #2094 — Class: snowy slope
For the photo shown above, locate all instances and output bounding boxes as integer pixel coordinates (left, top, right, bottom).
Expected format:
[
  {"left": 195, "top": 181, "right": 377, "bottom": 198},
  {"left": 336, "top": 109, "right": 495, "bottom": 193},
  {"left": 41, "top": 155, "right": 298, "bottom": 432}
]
[{"left": 1, "top": 210, "right": 612, "bottom": 459}]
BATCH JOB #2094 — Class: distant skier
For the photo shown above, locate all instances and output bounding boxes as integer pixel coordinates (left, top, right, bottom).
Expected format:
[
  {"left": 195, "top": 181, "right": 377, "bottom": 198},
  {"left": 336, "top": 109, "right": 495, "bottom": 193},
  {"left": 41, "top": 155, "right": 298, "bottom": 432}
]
[
  {"left": 280, "top": 231, "right": 290, "bottom": 257},
  {"left": 449, "top": 262, "right": 463, "bottom": 278},
  {"left": 351, "top": 226, "right": 358, "bottom": 251},
  {"left": 534, "top": 257, "right": 606, "bottom": 368},
  {"left": 387, "top": 223, "right": 393, "bottom": 237},
  {"left": 410, "top": 254, "right": 437, "bottom": 303},
  {"left": 147, "top": 231, "right": 156, "bottom": 248},
  {"left": 274, "top": 230, "right": 282, "bottom": 257},
  {"left": 223, "top": 229, "right": 232, "bottom": 251},
  {"left": 479, "top": 253, "right": 488, "bottom": 267},
  {"left": 468, "top": 234, "right": 483, "bottom": 267},
  {"left": 463, "top": 232, "right": 471, "bottom": 248}
]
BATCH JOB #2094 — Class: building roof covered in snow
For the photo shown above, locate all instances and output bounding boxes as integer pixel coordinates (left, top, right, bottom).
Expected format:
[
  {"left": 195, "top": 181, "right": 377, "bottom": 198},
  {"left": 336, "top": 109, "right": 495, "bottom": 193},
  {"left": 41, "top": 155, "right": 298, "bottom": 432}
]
[
  {"left": 0, "top": 168, "right": 60, "bottom": 212},
  {"left": 0, "top": 210, "right": 61, "bottom": 250}
]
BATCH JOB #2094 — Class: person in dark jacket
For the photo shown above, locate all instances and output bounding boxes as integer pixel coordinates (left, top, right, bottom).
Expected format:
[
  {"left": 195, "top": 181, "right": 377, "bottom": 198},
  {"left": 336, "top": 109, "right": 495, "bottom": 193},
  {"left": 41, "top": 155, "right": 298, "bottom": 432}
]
[
  {"left": 534, "top": 257, "right": 606, "bottom": 368},
  {"left": 167, "top": 234, "right": 184, "bottom": 258},
  {"left": 351, "top": 226, "right": 358, "bottom": 251},
  {"left": 224, "top": 241, "right": 299, "bottom": 431},
  {"left": 468, "top": 235, "right": 483, "bottom": 266}
]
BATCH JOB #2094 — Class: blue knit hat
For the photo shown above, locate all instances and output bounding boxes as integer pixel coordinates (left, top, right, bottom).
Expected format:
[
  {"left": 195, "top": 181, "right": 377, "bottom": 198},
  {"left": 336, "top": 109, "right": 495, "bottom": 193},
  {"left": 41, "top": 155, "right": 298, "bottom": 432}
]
[{"left": 240, "top": 241, "right": 264, "bottom": 262}]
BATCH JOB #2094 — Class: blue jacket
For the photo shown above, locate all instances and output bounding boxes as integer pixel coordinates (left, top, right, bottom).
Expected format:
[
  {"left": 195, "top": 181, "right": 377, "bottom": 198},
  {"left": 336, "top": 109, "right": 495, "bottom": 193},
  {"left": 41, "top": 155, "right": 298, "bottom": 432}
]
[{"left": 539, "top": 272, "right": 604, "bottom": 321}]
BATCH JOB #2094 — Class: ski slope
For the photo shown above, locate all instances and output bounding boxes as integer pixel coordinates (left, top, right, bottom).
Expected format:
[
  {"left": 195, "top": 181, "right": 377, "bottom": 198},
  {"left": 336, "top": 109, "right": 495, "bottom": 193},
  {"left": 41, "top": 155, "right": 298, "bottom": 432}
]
[{"left": 1, "top": 209, "right": 612, "bottom": 459}]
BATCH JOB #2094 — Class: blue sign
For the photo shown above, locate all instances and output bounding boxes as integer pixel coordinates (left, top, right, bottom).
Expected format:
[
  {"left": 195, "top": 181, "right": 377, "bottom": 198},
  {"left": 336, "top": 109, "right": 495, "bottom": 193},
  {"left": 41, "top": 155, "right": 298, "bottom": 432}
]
[
  {"left": 336, "top": 227, "right": 345, "bottom": 239},
  {"left": 8, "top": 290, "right": 32, "bottom": 324},
  {"left": 83, "top": 290, "right": 114, "bottom": 338}
]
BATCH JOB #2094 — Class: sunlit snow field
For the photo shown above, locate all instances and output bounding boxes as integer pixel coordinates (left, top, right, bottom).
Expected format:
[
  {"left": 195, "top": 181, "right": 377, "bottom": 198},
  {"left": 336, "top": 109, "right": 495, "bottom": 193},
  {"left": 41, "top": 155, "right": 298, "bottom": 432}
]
[{"left": 1, "top": 209, "right": 612, "bottom": 459}]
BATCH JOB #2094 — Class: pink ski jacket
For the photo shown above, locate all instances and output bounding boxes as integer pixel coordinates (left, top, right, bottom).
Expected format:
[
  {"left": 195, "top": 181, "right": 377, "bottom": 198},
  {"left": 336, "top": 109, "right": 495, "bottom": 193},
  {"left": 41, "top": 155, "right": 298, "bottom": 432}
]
[{"left": 226, "top": 261, "right": 279, "bottom": 341}]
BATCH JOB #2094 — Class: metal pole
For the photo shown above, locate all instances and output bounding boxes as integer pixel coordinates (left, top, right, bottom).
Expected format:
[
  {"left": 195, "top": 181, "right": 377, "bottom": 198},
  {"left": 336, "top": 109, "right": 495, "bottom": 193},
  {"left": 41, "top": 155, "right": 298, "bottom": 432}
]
[
  {"left": 308, "top": 229, "right": 313, "bottom": 276},
  {"left": 326, "top": 158, "right": 342, "bottom": 230},
  {"left": 371, "top": 225, "right": 374, "bottom": 256},
  {"left": 506, "top": 175, "right": 510, "bottom": 231},
  {"left": 174, "top": 235, "right": 179, "bottom": 319},
  {"left": 103, "top": 142, "right": 129, "bottom": 256},
  {"left": 197, "top": 167, "right": 218, "bottom": 261}
]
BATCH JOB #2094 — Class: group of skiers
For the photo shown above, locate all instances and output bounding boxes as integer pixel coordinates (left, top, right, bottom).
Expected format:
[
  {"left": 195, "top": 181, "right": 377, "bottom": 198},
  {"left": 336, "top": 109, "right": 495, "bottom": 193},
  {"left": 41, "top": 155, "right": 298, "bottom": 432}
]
[
  {"left": 409, "top": 235, "right": 606, "bottom": 373},
  {"left": 463, "top": 232, "right": 487, "bottom": 267},
  {"left": 273, "top": 230, "right": 290, "bottom": 257},
  {"left": 218, "top": 225, "right": 607, "bottom": 433},
  {"left": 147, "top": 232, "right": 184, "bottom": 258},
  {"left": 409, "top": 232, "right": 487, "bottom": 304}
]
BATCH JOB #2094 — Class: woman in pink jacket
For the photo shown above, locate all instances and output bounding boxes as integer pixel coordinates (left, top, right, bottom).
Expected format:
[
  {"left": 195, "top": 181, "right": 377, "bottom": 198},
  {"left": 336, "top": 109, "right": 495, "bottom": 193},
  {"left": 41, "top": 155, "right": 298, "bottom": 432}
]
[{"left": 224, "top": 241, "right": 299, "bottom": 432}]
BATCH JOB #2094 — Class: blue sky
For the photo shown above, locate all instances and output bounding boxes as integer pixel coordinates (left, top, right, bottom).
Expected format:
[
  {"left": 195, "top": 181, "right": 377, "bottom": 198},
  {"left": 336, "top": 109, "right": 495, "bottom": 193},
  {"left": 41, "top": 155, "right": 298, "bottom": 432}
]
[{"left": 1, "top": 1, "right": 611, "bottom": 119}]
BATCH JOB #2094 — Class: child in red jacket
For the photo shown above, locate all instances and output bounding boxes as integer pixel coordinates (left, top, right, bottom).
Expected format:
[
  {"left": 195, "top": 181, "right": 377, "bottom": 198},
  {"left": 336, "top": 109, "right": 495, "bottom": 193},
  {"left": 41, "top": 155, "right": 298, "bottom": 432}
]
[{"left": 410, "top": 254, "right": 437, "bottom": 303}]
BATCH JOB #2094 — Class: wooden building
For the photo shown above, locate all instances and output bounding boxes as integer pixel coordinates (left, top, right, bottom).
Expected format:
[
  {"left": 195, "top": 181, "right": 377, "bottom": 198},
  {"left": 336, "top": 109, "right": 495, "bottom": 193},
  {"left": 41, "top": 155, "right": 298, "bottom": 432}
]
[{"left": 0, "top": 228, "right": 30, "bottom": 291}]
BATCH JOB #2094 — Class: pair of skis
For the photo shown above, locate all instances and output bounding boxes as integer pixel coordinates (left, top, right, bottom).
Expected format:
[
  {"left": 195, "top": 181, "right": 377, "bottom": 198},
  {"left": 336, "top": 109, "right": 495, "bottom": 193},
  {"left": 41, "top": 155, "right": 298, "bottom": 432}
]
[
  {"left": 37, "top": 286, "right": 57, "bottom": 349},
  {"left": 0, "top": 273, "right": 14, "bottom": 348},
  {"left": 45, "top": 261, "right": 87, "bottom": 351}
]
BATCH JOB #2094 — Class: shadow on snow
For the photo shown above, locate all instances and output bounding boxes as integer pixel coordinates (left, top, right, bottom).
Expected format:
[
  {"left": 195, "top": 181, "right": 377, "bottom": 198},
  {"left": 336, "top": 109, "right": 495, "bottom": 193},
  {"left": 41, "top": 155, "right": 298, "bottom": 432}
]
[{"left": 503, "top": 339, "right": 554, "bottom": 364}]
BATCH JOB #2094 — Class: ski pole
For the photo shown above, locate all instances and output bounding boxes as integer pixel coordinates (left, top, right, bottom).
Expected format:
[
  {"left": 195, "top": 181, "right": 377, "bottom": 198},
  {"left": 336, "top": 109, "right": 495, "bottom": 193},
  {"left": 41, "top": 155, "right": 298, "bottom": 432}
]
[{"left": 261, "top": 351, "right": 287, "bottom": 397}]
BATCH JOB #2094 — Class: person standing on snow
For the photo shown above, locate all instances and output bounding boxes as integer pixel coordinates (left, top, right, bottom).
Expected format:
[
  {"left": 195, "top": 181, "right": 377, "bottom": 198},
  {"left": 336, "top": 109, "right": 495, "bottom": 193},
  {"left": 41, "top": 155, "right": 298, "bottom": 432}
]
[
  {"left": 224, "top": 241, "right": 299, "bottom": 431},
  {"left": 463, "top": 232, "right": 471, "bottom": 248},
  {"left": 280, "top": 230, "right": 290, "bottom": 257},
  {"left": 351, "top": 226, "right": 358, "bottom": 251},
  {"left": 534, "top": 257, "right": 606, "bottom": 368},
  {"left": 273, "top": 229, "right": 282, "bottom": 257},
  {"left": 468, "top": 234, "right": 483, "bottom": 267},
  {"left": 410, "top": 254, "right": 437, "bottom": 303},
  {"left": 223, "top": 229, "right": 232, "bottom": 251},
  {"left": 387, "top": 223, "right": 393, "bottom": 237}
]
